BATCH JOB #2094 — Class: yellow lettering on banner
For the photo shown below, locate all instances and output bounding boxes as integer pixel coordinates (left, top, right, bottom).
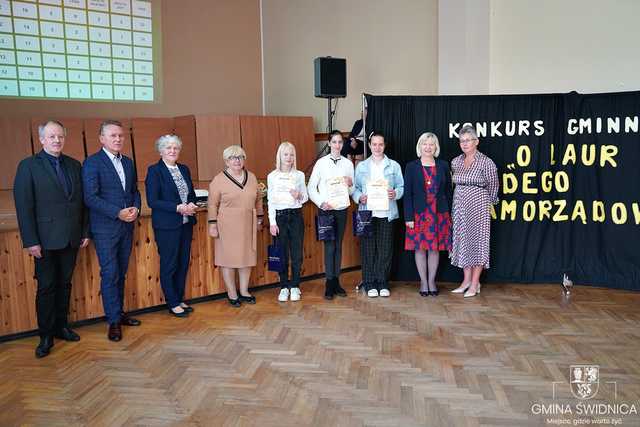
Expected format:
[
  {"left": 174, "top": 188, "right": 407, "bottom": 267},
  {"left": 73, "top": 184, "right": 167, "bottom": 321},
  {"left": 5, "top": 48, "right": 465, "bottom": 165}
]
[
  {"left": 517, "top": 145, "right": 531, "bottom": 167},
  {"left": 523, "top": 201, "right": 536, "bottom": 221},
  {"left": 571, "top": 200, "right": 587, "bottom": 224},
  {"left": 632, "top": 203, "right": 640, "bottom": 225},
  {"left": 501, "top": 200, "right": 517, "bottom": 220},
  {"left": 541, "top": 171, "right": 553, "bottom": 192},
  {"left": 553, "top": 200, "right": 569, "bottom": 221},
  {"left": 562, "top": 144, "right": 576, "bottom": 165},
  {"left": 600, "top": 145, "right": 618, "bottom": 167},
  {"left": 539, "top": 200, "right": 552, "bottom": 220},
  {"left": 556, "top": 171, "right": 570, "bottom": 192},
  {"left": 522, "top": 172, "right": 538, "bottom": 194},
  {"left": 612, "top": 202, "right": 627, "bottom": 224},
  {"left": 503, "top": 173, "right": 518, "bottom": 194},
  {"left": 550, "top": 143, "right": 556, "bottom": 165},
  {"left": 592, "top": 201, "right": 605, "bottom": 222},
  {"left": 581, "top": 144, "right": 596, "bottom": 166},
  {"left": 490, "top": 204, "right": 497, "bottom": 220}
]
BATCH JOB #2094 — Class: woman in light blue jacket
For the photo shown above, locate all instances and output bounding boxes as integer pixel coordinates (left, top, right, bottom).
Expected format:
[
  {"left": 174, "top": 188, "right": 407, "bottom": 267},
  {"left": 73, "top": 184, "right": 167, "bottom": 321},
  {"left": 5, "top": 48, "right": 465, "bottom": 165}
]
[{"left": 352, "top": 131, "right": 404, "bottom": 297}]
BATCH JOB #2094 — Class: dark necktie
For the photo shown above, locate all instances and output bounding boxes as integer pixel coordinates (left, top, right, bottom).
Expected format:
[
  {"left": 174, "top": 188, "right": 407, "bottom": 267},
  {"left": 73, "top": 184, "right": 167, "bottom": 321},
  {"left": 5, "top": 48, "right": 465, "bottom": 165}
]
[
  {"left": 54, "top": 158, "right": 70, "bottom": 197},
  {"left": 330, "top": 157, "right": 341, "bottom": 165}
]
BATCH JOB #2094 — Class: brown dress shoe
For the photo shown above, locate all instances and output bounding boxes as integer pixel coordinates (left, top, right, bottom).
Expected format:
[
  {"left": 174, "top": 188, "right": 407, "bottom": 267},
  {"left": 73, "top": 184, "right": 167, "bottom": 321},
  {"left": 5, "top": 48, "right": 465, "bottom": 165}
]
[
  {"left": 108, "top": 323, "right": 122, "bottom": 341},
  {"left": 121, "top": 316, "right": 141, "bottom": 326}
]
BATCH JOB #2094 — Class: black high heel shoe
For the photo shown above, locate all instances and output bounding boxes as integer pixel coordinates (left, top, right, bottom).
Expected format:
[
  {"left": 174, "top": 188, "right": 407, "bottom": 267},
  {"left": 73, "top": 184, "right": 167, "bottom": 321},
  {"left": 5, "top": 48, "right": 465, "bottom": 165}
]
[
  {"left": 238, "top": 295, "right": 256, "bottom": 304},
  {"left": 430, "top": 289, "right": 439, "bottom": 296},
  {"left": 227, "top": 298, "right": 241, "bottom": 307},
  {"left": 419, "top": 290, "right": 429, "bottom": 297}
]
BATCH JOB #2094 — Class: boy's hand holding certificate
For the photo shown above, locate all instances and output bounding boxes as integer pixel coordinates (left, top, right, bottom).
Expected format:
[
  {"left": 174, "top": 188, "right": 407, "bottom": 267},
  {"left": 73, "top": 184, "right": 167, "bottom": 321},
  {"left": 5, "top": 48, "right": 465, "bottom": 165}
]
[{"left": 366, "top": 179, "right": 389, "bottom": 211}]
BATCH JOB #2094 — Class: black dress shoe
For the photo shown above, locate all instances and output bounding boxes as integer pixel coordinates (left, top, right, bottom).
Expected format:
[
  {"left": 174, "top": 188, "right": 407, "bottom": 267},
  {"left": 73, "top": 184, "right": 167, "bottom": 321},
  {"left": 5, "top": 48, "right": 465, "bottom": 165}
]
[
  {"left": 108, "top": 323, "right": 122, "bottom": 341},
  {"left": 238, "top": 295, "right": 256, "bottom": 304},
  {"left": 54, "top": 327, "right": 80, "bottom": 342},
  {"left": 181, "top": 305, "right": 194, "bottom": 313},
  {"left": 324, "top": 279, "right": 334, "bottom": 300},
  {"left": 121, "top": 316, "right": 141, "bottom": 326},
  {"left": 333, "top": 278, "right": 347, "bottom": 297},
  {"left": 35, "top": 336, "right": 54, "bottom": 358},
  {"left": 169, "top": 308, "right": 189, "bottom": 318},
  {"left": 227, "top": 297, "right": 241, "bottom": 307}
]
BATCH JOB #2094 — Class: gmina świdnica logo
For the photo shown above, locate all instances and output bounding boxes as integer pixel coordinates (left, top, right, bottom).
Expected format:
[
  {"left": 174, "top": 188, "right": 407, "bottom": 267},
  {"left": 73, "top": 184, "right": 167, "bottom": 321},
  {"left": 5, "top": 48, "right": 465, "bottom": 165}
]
[{"left": 570, "top": 365, "right": 599, "bottom": 400}]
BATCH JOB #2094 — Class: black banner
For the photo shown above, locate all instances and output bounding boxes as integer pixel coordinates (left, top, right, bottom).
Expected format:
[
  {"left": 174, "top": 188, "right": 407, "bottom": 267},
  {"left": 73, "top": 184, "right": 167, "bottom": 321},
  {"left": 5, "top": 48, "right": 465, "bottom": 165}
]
[{"left": 365, "top": 91, "right": 640, "bottom": 290}]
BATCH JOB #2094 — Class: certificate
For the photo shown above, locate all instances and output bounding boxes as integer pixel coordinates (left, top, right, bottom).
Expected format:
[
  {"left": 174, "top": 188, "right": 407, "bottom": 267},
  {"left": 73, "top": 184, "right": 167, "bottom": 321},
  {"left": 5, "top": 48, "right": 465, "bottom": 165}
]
[
  {"left": 366, "top": 179, "right": 389, "bottom": 211},
  {"left": 272, "top": 174, "right": 296, "bottom": 205},
  {"left": 326, "top": 177, "right": 349, "bottom": 209}
]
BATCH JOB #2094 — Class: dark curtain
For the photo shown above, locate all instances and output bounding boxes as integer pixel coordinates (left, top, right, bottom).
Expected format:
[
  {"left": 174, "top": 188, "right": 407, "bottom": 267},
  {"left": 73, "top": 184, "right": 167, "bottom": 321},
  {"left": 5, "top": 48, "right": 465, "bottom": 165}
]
[{"left": 364, "top": 91, "right": 640, "bottom": 290}]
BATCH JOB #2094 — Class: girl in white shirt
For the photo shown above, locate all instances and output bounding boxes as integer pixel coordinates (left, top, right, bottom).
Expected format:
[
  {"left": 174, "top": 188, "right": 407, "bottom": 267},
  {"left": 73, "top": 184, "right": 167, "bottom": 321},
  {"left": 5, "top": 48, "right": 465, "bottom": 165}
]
[
  {"left": 307, "top": 130, "right": 355, "bottom": 299},
  {"left": 267, "top": 142, "right": 308, "bottom": 302}
]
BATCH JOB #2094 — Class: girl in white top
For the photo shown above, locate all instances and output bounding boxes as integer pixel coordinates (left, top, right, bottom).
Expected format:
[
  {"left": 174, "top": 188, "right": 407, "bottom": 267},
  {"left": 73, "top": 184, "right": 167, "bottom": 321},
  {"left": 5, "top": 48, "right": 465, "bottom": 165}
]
[
  {"left": 307, "top": 130, "right": 355, "bottom": 300},
  {"left": 267, "top": 142, "right": 308, "bottom": 302}
]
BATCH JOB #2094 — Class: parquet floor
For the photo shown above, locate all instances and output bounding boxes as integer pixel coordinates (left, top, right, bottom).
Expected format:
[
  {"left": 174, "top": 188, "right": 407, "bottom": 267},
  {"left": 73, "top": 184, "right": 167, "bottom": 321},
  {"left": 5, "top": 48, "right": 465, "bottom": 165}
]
[{"left": 1, "top": 271, "right": 640, "bottom": 427}]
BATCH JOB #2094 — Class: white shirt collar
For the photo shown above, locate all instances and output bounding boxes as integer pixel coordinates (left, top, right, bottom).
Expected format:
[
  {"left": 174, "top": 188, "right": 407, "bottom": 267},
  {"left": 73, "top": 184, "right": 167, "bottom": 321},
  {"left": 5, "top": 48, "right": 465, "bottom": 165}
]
[
  {"left": 102, "top": 147, "right": 122, "bottom": 161},
  {"left": 162, "top": 159, "right": 179, "bottom": 169}
]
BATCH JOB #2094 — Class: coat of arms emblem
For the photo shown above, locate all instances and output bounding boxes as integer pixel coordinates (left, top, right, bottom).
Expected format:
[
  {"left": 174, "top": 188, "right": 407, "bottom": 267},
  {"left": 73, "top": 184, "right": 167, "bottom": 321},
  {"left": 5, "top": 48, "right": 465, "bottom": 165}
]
[{"left": 570, "top": 365, "right": 599, "bottom": 400}]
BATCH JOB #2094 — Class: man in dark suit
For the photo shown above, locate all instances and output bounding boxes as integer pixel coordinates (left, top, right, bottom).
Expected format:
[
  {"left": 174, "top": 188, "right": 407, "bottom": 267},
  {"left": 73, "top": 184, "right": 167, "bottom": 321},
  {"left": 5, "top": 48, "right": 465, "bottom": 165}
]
[
  {"left": 14, "top": 120, "right": 90, "bottom": 358},
  {"left": 82, "top": 120, "right": 142, "bottom": 342}
]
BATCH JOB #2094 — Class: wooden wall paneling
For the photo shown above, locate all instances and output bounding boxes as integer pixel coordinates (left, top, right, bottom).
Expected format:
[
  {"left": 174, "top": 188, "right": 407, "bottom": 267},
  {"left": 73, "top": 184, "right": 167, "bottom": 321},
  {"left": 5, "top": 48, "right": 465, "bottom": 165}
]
[
  {"left": 0, "top": 231, "right": 37, "bottom": 335},
  {"left": 173, "top": 115, "right": 199, "bottom": 181},
  {"left": 277, "top": 116, "right": 315, "bottom": 176},
  {"left": 84, "top": 118, "right": 134, "bottom": 159},
  {"left": 184, "top": 212, "right": 224, "bottom": 299},
  {"left": 299, "top": 203, "right": 325, "bottom": 279},
  {"left": 68, "top": 243, "right": 104, "bottom": 322},
  {"left": 125, "top": 218, "right": 163, "bottom": 311},
  {"left": 131, "top": 117, "right": 175, "bottom": 182},
  {"left": 341, "top": 204, "right": 361, "bottom": 269},
  {"left": 30, "top": 118, "right": 86, "bottom": 161},
  {"left": 251, "top": 222, "right": 280, "bottom": 287},
  {"left": 0, "top": 118, "right": 33, "bottom": 190},
  {"left": 194, "top": 115, "right": 241, "bottom": 181},
  {"left": 239, "top": 115, "right": 280, "bottom": 179}
]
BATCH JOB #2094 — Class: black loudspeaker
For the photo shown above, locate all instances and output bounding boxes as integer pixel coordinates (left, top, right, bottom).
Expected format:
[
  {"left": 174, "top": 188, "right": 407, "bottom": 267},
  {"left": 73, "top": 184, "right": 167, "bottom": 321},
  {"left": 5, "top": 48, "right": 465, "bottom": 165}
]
[{"left": 314, "top": 57, "right": 346, "bottom": 98}]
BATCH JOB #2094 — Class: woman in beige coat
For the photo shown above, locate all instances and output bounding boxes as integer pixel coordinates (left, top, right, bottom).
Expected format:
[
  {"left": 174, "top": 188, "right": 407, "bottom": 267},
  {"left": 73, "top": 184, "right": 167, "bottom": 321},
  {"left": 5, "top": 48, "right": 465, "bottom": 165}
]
[{"left": 208, "top": 145, "right": 264, "bottom": 307}]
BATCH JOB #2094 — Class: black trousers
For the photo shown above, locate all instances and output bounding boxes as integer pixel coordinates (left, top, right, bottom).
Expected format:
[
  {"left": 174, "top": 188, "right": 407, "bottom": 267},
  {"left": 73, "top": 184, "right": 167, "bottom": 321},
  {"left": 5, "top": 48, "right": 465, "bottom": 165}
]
[
  {"left": 33, "top": 245, "right": 79, "bottom": 337},
  {"left": 320, "top": 209, "right": 348, "bottom": 279},
  {"left": 275, "top": 208, "right": 304, "bottom": 288},
  {"left": 154, "top": 223, "right": 194, "bottom": 308},
  {"left": 360, "top": 217, "right": 394, "bottom": 288}
]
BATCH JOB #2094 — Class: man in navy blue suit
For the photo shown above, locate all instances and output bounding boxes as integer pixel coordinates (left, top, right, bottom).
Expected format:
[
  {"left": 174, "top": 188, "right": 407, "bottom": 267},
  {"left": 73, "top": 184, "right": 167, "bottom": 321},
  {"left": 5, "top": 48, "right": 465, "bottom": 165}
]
[{"left": 83, "top": 120, "right": 142, "bottom": 341}]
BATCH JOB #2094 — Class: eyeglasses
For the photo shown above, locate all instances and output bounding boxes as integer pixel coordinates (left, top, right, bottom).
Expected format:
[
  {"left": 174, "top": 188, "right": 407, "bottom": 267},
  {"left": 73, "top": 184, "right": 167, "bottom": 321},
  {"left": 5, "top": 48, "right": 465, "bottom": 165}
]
[
  {"left": 459, "top": 138, "right": 477, "bottom": 144},
  {"left": 228, "top": 155, "right": 245, "bottom": 161}
]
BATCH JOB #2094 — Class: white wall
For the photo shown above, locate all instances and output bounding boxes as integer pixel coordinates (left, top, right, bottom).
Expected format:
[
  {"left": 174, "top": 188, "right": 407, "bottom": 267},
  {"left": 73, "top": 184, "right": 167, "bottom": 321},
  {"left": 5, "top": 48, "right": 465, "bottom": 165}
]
[
  {"left": 489, "top": 0, "right": 640, "bottom": 94},
  {"left": 262, "top": 0, "right": 438, "bottom": 132},
  {"left": 439, "top": 0, "right": 490, "bottom": 95}
]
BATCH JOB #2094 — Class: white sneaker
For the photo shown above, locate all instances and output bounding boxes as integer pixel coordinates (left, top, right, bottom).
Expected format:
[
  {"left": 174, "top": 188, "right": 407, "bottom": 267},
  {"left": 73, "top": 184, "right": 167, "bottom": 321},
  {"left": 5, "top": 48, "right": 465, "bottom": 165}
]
[
  {"left": 367, "top": 289, "right": 379, "bottom": 298},
  {"left": 278, "top": 288, "right": 289, "bottom": 302},
  {"left": 379, "top": 288, "right": 390, "bottom": 297},
  {"left": 290, "top": 287, "right": 301, "bottom": 301}
]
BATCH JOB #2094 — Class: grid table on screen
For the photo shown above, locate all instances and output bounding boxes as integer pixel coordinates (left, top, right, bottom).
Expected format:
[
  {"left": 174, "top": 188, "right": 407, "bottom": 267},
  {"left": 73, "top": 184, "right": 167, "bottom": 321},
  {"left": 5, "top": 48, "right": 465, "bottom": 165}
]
[{"left": 0, "top": 0, "right": 154, "bottom": 101}]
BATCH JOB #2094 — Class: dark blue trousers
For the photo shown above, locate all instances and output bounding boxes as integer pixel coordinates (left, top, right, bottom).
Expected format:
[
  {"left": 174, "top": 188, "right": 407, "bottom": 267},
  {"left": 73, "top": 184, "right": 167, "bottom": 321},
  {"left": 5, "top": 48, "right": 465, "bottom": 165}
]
[
  {"left": 93, "top": 230, "right": 133, "bottom": 324},
  {"left": 154, "top": 223, "right": 193, "bottom": 308}
]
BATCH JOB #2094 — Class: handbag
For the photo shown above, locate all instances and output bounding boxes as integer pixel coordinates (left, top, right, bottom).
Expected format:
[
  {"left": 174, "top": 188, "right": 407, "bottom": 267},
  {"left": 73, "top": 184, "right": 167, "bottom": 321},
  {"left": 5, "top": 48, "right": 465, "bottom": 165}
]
[
  {"left": 315, "top": 213, "right": 335, "bottom": 241},
  {"left": 267, "top": 237, "right": 284, "bottom": 272},
  {"left": 353, "top": 209, "right": 373, "bottom": 237}
]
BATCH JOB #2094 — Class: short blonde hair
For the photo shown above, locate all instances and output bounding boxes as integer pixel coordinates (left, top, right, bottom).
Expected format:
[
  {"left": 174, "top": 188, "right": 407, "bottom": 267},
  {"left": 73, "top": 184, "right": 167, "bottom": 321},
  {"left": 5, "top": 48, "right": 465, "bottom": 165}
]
[
  {"left": 275, "top": 141, "right": 297, "bottom": 171},
  {"left": 416, "top": 132, "right": 440, "bottom": 158},
  {"left": 222, "top": 144, "right": 246, "bottom": 161}
]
